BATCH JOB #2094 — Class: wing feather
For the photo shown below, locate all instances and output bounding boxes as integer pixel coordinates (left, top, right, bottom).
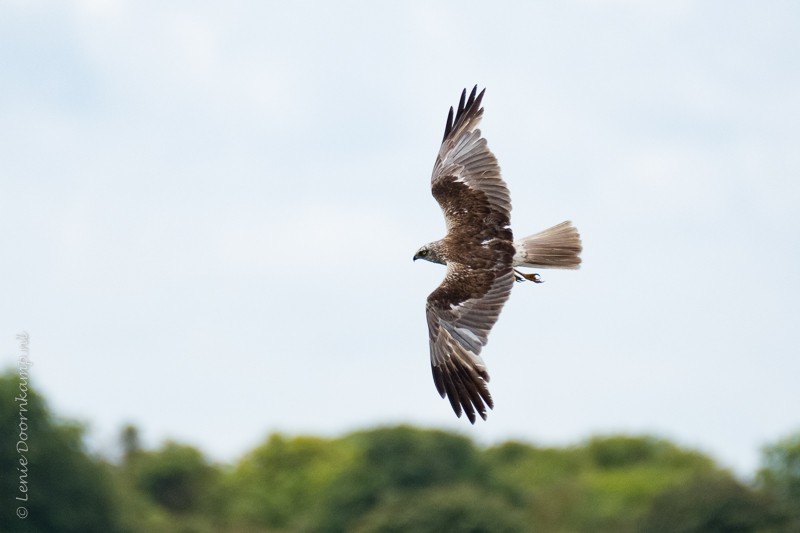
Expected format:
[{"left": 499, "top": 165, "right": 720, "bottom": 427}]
[
  {"left": 431, "top": 85, "right": 511, "bottom": 230},
  {"left": 426, "top": 267, "right": 515, "bottom": 423},
  {"left": 431, "top": 88, "right": 512, "bottom": 245}
]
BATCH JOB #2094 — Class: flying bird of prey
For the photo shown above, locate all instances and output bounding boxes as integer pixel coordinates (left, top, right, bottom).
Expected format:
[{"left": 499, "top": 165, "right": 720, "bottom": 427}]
[{"left": 414, "top": 86, "right": 582, "bottom": 423}]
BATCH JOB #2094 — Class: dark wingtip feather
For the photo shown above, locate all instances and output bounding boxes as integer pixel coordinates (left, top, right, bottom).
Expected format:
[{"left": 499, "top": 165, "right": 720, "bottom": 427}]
[
  {"left": 432, "top": 366, "right": 447, "bottom": 398},
  {"left": 442, "top": 106, "right": 455, "bottom": 143},
  {"left": 443, "top": 374, "right": 463, "bottom": 419},
  {"left": 455, "top": 379, "right": 478, "bottom": 424},
  {"left": 432, "top": 360, "right": 494, "bottom": 423},
  {"left": 441, "top": 85, "right": 486, "bottom": 143},
  {"left": 457, "top": 87, "right": 468, "bottom": 118}
]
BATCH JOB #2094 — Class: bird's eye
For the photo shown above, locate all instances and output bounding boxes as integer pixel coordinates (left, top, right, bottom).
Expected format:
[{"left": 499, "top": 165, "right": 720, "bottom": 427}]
[{"left": 419, "top": 249, "right": 428, "bottom": 256}]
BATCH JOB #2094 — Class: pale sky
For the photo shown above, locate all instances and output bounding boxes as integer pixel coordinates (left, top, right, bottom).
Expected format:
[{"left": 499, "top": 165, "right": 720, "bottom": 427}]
[{"left": 2, "top": 0, "right": 799, "bottom": 476}]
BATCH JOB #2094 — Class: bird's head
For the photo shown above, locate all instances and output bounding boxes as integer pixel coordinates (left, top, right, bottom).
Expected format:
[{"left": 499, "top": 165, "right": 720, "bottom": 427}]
[{"left": 413, "top": 241, "right": 446, "bottom": 265}]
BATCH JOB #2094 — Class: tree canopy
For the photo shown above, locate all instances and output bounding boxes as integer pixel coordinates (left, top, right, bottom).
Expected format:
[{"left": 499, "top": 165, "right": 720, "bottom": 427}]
[{"left": 1, "top": 369, "right": 799, "bottom": 533}]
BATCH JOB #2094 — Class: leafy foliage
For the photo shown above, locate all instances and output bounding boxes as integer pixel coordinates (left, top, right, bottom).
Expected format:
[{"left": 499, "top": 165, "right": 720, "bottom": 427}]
[
  {"left": 0, "top": 372, "right": 123, "bottom": 533},
  {"left": 757, "top": 432, "right": 800, "bottom": 530},
  {"left": 1, "top": 370, "right": 799, "bottom": 533},
  {"left": 129, "top": 441, "right": 217, "bottom": 513},
  {"left": 638, "top": 474, "right": 782, "bottom": 533},
  {"left": 311, "top": 426, "right": 490, "bottom": 532},
  {"left": 351, "top": 484, "right": 529, "bottom": 533},
  {"left": 221, "top": 433, "right": 356, "bottom": 531}
]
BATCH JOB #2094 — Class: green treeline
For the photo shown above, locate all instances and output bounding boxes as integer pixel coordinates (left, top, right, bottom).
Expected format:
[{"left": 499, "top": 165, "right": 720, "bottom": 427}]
[{"left": 1, "top": 371, "right": 799, "bottom": 532}]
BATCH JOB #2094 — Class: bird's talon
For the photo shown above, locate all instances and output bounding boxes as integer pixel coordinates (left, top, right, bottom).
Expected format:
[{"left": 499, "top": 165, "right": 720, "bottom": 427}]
[{"left": 513, "top": 269, "right": 543, "bottom": 283}]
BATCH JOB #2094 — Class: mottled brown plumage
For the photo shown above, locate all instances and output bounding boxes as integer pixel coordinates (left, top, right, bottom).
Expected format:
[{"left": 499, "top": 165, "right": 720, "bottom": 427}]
[{"left": 414, "top": 86, "right": 582, "bottom": 423}]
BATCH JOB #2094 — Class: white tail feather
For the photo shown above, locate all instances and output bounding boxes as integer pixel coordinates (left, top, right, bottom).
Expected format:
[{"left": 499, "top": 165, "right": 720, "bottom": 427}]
[{"left": 513, "top": 221, "right": 582, "bottom": 269}]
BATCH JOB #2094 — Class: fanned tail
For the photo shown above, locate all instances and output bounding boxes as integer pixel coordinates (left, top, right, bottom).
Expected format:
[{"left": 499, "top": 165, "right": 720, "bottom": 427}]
[{"left": 513, "top": 221, "right": 582, "bottom": 269}]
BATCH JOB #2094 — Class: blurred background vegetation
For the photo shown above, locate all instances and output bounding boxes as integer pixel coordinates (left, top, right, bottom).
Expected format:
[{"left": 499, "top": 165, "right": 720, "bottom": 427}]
[{"left": 2, "top": 370, "right": 799, "bottom": 533}]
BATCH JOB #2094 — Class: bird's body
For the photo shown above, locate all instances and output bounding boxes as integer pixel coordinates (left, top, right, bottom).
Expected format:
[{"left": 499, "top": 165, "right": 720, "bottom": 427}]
[{"left": 414, "top": 86, "right": 582, "bottom": 423}]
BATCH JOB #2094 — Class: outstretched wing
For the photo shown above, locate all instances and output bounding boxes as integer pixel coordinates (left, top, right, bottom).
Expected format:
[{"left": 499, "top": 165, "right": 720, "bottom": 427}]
[
  {"left": 431, "top": 85, "right": 512, "bottom": 250},
  {"left": 426, "top": 86, "right": 516, "bottom": 422},
  {"left": 427, "top": 266, "right": 515, "bottom": 423}
]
